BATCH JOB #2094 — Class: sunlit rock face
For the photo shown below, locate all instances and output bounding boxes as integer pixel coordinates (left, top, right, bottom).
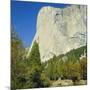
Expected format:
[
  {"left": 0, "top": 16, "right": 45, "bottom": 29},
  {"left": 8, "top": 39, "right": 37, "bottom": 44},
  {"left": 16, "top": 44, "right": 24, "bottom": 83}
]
[{"left": 27, "top": 5, "right": 87, "bottom": 62}]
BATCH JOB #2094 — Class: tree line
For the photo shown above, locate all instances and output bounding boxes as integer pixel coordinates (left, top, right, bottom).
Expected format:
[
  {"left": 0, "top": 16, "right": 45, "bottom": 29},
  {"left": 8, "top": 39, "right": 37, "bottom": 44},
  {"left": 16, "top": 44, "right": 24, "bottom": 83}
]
[{"left": 11, "top": 28, "right": 87, "bottom": 89}]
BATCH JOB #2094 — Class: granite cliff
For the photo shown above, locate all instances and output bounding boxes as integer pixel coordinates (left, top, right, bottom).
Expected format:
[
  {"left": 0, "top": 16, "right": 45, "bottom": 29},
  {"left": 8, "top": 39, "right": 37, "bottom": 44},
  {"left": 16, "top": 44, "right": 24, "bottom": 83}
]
[{"left": 27, "top": 5, "right": 87, "bottom": 62}]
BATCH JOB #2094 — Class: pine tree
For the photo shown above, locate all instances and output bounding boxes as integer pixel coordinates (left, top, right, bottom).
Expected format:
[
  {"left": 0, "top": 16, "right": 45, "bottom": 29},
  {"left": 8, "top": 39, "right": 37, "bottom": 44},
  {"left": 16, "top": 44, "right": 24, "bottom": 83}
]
[
  {"left": 29, "top": 41, "right": 41, "bottom": 66},
  {"left": 26, "top": 41, "right": 42, "bottom": 88},
  {"left": 11, "top": 25, "right": 25, "bottom": 89}
]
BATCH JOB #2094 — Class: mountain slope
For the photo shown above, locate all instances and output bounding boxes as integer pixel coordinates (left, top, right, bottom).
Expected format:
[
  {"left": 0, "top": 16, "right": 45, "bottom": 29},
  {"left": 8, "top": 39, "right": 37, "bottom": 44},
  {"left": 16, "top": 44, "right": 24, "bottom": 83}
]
[{"left": 27, "top": 5, "right": 87, "bottom": 62}]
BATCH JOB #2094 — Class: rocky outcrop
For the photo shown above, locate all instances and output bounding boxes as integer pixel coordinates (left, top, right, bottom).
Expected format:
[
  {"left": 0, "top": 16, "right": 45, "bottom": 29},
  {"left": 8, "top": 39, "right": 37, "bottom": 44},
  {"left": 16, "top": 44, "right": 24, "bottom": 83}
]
[{"left": 27, "top": 5, "right": 87, "bottom": 62}]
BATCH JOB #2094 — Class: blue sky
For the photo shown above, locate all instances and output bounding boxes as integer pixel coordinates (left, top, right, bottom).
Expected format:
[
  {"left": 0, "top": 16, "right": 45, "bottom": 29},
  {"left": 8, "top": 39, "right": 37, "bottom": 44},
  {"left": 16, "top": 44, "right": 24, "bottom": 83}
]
[{"left": 11, "top": 1, "right": 70, "bottom": 47}]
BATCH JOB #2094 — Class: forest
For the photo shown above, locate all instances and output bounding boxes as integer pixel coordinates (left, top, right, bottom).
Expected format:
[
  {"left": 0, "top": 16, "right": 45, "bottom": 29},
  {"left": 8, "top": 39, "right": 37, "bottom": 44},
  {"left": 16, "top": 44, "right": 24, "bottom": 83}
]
[{"left": 11, "top": 29, "right": 87, "bottom": 89}]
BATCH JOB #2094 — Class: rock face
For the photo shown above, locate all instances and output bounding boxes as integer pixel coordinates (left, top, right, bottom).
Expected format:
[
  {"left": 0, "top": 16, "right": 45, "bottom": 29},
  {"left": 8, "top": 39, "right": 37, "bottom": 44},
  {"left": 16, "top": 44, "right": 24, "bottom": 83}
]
[{"left": 27, "top": 5, "right": 87, "bottom": 62}]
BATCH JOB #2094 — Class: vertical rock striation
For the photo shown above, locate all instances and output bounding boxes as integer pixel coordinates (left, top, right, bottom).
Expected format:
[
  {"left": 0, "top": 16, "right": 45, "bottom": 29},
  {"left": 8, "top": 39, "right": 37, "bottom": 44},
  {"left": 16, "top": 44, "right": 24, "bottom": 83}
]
[{"left": 27, "top": 5, "right": 87, "bottom": 62}]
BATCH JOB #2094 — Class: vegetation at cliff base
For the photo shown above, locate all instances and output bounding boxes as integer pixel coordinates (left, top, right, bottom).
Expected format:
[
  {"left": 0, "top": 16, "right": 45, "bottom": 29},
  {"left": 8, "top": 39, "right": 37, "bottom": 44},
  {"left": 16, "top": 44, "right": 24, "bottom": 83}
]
[
  {"left": 11, "top": 29, "right": 87, "bottom": 89},
  {"left": 11, "top": 29, "right": 50, "bottom": 89}
]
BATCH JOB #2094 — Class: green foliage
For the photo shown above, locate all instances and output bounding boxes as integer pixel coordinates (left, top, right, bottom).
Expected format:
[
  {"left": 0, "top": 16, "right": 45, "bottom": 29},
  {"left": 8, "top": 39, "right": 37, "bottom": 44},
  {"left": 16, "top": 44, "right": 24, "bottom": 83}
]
[
  {"left": 64, "top": 61, "right": 81, "bottom": 80},
  {"left": 11, "top": 37, "right": 50, "bottom": 89},
  {"left": 11, "top": 27, "right": 87, "bottom": 88},
  {"left": 25, "top": 41, "right": 42, "bottom": 88},
  {"left": 24, "top": 65, "right": 42, "bottom": 88},
  {"left": 11, "top": 27, "right": 25, "bottom": 89},
  {"left": 44, "top": 55, "right": 59, "bottom": 80},
  {"left": 79, "top": 57, "right": 87, "bottom": 80},
  {"left": 44, "top": 46, "right": 87, "bottom": 83},
  {"left": 29, "top": 41, "right": 41, "bottom": 66},
  {"left": 40, "top": 72, "right": 50, "bottom": 87},
  {"left": 66, "top": 46, "right": 87, "bottom": 60},
  {"left": 25, "top": 41, "right": 50, "bottom": 88}
]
